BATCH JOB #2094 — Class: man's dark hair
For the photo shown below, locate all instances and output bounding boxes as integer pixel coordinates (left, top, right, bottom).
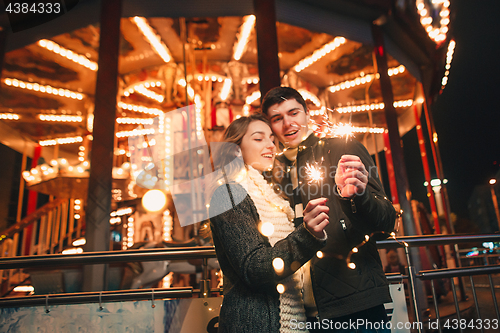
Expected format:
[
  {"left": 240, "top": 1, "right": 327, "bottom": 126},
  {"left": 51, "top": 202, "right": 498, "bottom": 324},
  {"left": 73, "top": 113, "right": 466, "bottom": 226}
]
[{"left": 261, "top": 86, "right": 308, "bottom": 115}]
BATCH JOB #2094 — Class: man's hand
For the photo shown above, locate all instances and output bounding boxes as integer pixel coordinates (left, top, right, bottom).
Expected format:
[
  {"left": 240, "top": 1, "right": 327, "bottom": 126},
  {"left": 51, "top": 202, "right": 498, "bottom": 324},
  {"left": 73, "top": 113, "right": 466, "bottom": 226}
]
[
  {"left": 335, "top": 155, "right": 369, "bottom": 198},
  {"left": 303, "top": 197, "right": 329, "bottom": 238}
]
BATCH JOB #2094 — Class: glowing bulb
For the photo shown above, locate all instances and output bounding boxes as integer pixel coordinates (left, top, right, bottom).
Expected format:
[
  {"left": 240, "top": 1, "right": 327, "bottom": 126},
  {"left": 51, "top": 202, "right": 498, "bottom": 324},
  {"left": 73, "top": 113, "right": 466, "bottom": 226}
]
[
  {"left": 348, "top": 262, "right": 356, "bottom": 269},
  {"left": 273, "top": 257, "right": 285, "bottom": 274},
  {"left": 259, "top": 222, "right": 274, "bottom": 237},
  {"left": 276, "top": 284, "right": 285, "bottom": 294},
  {"left": 72, "top": 238, "right": 86, "bottom": 246},
  {"left": 316, "top": 251, "right": 324, "bottom": 259},
  {"left": 142, "top": 189, "right": 167, "bottom": 212}
]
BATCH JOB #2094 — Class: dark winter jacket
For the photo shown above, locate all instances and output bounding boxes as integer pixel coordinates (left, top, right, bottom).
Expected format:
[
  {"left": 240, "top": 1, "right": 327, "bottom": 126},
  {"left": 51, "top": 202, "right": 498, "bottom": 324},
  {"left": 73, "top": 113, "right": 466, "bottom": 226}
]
[
  {"left": 209, "top": 183, "right": 326, "bottom": 333},
  {"left": 275, "top": 134, "right": 397, "bottom": 319}
]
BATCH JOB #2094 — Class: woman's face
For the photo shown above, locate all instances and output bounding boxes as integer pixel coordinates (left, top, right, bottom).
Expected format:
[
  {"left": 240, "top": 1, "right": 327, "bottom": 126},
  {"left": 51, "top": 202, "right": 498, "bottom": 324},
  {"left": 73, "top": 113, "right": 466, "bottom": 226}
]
[{"left": 240, "top": 120, "right": 276, "bottom": 172}]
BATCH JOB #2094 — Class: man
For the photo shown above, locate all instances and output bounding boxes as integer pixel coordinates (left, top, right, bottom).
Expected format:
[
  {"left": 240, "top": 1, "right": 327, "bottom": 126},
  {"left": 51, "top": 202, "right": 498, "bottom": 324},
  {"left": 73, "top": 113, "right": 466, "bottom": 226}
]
[{"left": 262, "top": 86, "right": 397, "bottom": 332}]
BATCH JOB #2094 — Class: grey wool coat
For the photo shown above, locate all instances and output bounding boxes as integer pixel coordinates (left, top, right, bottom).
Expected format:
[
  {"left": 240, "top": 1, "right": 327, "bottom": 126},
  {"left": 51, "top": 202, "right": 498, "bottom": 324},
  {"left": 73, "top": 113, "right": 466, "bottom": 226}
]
[{"left": 209, "top": 183, "right": 326, "bottom": 333}]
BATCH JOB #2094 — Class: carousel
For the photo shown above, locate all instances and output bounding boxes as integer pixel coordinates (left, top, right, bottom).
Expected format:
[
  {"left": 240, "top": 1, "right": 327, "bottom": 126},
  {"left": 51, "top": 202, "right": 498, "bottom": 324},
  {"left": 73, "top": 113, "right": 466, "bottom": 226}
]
[{"left": 0, "top": 0, "right": 455, "bottom": 294}]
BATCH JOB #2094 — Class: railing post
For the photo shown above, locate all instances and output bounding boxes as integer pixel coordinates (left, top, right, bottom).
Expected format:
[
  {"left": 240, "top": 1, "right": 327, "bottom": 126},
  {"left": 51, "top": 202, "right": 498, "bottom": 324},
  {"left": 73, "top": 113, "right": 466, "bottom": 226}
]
[
  {"left": 405, "top": 245, "right": 423, "bottom": 333},
  {"left": 199, "top": 257, "right": 210, "bottom": 298}
]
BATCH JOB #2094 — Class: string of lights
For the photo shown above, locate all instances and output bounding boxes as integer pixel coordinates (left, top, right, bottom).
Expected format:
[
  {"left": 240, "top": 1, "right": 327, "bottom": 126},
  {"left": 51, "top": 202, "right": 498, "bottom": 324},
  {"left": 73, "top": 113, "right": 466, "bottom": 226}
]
[
  {"left": 336, "top": 99, "right": 414, "bottom": 114},
  {"left": 441, "top": 39, "right": 456, "bottom": 89},
  {"left": 0, "top": 113, "right": 20, "bottom": 120},
  {"left": 293, "top": 37, "right": 346, "bottom": 72},
  {"left": 118, "top": 101, "right": 163, "bottom": 116},
  {"left": 132, "top": 17, "right": 173, "bottom": 63},
  {"left": 39, "top": 114, "right": 83, "bottom": 122},
  {"left": 328, "top": 65, "right": 406, "bottom": 93},
  {"left": 3, "top": 78, "right": 84, "bottom": 100},
  {"left": 37, "top": 39, "right": 98, "bottom": 71},
  {"left": 233, "top": 15, "right": 256, "bottom": 61},
  {"left": 416, "top": 0, "right": 450, "bottom": 44}
]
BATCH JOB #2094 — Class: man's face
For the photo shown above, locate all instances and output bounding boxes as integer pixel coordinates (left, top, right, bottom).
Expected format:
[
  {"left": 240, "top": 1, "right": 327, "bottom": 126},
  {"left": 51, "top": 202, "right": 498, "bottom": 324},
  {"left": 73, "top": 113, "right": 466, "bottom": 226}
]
[{"left": 267, "top": 98, "right": 309, "bottom": 149}]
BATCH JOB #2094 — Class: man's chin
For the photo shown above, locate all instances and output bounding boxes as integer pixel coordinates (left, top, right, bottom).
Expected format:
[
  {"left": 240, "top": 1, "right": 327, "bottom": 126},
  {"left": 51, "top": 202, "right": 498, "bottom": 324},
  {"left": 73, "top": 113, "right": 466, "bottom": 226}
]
[{"left": 283, "top": 138, "right": 301, "bottom": 149}]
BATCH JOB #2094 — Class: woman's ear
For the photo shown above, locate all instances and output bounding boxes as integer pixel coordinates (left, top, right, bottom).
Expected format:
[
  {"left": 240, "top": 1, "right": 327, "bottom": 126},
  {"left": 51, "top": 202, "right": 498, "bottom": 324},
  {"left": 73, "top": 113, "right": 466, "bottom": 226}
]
[{"left": 235, "top": 148, "right": 242, "bottom": 157}]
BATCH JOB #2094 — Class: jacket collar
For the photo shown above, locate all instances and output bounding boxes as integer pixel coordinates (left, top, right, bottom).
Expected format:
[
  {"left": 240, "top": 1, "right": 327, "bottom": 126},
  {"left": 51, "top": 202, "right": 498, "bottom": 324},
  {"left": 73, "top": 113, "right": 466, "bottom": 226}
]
[{"left": 276, "top": 132, "right": 319, "bottom": 164}]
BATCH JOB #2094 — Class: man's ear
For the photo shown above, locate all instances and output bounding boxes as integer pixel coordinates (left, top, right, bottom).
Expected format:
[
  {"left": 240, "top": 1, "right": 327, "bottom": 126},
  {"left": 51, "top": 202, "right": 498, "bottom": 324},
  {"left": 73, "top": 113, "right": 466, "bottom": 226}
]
[{"left": 305, "top": 109, "right": 310, "bottom": 123}]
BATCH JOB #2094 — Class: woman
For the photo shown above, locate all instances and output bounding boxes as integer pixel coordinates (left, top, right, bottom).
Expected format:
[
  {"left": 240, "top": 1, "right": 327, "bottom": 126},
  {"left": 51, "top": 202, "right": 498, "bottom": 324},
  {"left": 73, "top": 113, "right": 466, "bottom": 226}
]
[{"left": 209, "top": 113, "right": 329, "bottom": 332}]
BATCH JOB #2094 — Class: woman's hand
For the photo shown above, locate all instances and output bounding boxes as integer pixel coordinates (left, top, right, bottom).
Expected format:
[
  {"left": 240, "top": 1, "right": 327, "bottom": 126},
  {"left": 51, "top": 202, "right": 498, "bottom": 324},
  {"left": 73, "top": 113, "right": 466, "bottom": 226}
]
[
  {"left": 303, "top": 197, "right": 329, "bottom": 238},
  {"left": 335, "top": 154, "right": 369, "bottom": 198}
]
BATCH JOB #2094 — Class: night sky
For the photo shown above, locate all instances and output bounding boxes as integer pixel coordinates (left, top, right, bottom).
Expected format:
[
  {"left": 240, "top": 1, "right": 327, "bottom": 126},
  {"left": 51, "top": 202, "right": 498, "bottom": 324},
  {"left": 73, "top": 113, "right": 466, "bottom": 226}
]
[{"left": 407, "top": 0, "right": 500, "bottom": 220}]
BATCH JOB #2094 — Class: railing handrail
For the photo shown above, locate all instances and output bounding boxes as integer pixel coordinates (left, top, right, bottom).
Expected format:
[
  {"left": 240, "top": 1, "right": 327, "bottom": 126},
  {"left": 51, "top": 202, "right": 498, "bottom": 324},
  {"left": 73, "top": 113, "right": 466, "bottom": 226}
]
[
  {"left": 0, "top": 287, "right": 194, "bottom": 308},
  {"left": 3, "top": 233, "right": 500, "bottom": 270},
  {"left": 376, "top": 233, "right": 500, "bottom": 248},
  {"left": 418, "top": 264, "right": 500, "bottom": 280},
  {"left": 0, "top": 246, "right": 217, "bottom": 270},
  {"left": 0, "top": 198, "right": 67, "bottom": 244}
]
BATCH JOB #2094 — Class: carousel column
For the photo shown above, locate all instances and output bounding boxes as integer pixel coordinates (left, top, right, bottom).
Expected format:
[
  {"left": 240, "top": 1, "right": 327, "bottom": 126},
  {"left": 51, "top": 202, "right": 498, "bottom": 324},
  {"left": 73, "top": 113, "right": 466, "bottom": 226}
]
[
  {"left": 383, "top": 131, "right": 399, "bottom": 205},
  {"left": 420, "top": 81, "right": 467, "bottom": 300},
  {"left": 420, "top": 85, "right": 453, "bottom": 234},
  {"left": 83, "top": 0, "right": 122, "bottom": 292},
  {"left": 413, "top": 103, "right": 441, "bottom": 233},
  {"left": 413, "top": 103, "right": 446, "bottom": 267},
  {"left": 254, "top": 0, "right": 281, "bottom": 99},
  {"left": 371, "top": 23, "right": 427, "bottom": 324}
]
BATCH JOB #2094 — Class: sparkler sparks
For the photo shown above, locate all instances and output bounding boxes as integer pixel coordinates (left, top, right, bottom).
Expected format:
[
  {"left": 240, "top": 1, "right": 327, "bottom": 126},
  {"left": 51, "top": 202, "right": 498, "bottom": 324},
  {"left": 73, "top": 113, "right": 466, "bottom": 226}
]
[
  {"left": 332, "top": 122, "right": 355, "bottom": 142},
  {"left": 305, "top": 157, "right": 324, "bottom": 184}
]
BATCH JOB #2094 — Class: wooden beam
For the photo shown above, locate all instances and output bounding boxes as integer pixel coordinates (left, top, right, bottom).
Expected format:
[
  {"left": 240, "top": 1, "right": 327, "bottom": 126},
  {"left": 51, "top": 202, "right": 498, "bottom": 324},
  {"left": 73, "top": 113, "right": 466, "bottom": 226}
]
[{"left": 254, "top": 0, "right": 281, "bottom": 100}]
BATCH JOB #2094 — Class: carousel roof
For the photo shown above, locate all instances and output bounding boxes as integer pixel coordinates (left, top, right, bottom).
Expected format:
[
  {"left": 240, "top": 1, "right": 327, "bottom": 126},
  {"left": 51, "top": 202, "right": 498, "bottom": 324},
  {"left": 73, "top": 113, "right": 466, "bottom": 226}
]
[{"left": 0, "top": 0, "right": 453, "bottom": 165}]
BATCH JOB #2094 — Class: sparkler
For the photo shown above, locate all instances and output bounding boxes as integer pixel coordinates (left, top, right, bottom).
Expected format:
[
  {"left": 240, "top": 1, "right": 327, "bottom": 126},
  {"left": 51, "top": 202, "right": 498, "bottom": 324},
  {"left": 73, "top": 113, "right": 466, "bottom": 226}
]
[
  {"left": 311, "top": 108, "right": 355, "bottom": 142},
  {"left": 305, "top": 157, "right": 324, "bottom": 184},
  {"left": 332, "top": 122, "right": 355, "bottom": 142}
]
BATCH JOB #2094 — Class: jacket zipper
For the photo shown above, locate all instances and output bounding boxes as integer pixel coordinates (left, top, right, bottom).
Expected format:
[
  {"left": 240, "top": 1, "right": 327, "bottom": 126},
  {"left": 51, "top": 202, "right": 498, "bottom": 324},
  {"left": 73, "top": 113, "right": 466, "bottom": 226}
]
[
  {"left": 350, "top": 199, "right": 356, "bottom": 213},
  {"left": 339, "top": 219, "right": 347, "bottom": 230}
]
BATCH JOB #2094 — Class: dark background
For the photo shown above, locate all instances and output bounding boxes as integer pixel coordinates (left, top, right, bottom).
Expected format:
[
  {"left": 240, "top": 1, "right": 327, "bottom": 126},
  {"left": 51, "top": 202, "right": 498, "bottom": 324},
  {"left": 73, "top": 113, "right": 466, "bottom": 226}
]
[{"left": 403, "top": 0, "right": 500, "bottom": 225}]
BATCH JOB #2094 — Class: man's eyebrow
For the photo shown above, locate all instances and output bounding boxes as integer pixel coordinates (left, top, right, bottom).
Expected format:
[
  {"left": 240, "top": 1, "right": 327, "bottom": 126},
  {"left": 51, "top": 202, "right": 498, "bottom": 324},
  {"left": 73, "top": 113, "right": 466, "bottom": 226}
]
[{"left": 268, "top": 112, "right": 281, "bottom": 120}]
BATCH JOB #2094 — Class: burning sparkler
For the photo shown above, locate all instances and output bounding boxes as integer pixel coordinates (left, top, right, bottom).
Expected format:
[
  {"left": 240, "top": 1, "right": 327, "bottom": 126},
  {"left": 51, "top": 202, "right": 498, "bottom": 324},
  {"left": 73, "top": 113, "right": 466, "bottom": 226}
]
[
  {"left": 305, "top": 157, "right": 324, "bottom": 184},
  {"left": 332, "top": 122, "right": 355, "bottom": 142}
]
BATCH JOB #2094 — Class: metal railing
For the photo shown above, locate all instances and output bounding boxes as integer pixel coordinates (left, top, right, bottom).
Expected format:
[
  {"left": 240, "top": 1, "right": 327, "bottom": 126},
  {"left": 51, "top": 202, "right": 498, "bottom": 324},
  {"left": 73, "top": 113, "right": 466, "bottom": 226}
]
[
  {"left": 0, "top": 246, "right": 217, "bottom": 308},
  {"left": 1, "top": 233, "right": 500, "bottom": 333},
  {"left": 0, "top": 198, "right": 84, "bottom": 295},
  {"left": 377, "top": 233, "right": 500, "bottom": 333}
]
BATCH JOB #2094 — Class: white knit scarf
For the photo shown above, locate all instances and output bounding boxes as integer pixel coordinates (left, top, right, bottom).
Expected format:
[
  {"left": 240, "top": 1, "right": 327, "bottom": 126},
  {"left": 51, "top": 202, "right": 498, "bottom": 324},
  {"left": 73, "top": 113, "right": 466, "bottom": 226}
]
[{"left": 244, "top": 165, "right": 309, "bottom": 333}]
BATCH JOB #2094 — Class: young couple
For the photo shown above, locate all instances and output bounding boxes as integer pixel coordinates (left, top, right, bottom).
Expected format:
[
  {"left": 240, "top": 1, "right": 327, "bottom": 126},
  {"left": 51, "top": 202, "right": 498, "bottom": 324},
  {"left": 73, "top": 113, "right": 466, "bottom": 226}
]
[{"left": 209, "top": 86, "right": 397, "bottom": 333}]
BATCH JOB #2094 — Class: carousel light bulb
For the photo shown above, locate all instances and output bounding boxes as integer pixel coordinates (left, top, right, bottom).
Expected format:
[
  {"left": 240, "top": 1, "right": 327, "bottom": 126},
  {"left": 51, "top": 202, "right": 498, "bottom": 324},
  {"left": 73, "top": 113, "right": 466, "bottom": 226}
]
[
  {"left": 142, "top": 189, "right": 167, "bottom": 212},
  {"left": 348, "top": 262, "right": 356, "bottom": 270},
  {"left": 316, "top": 251, "right": 324, "bottom": 259}
]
